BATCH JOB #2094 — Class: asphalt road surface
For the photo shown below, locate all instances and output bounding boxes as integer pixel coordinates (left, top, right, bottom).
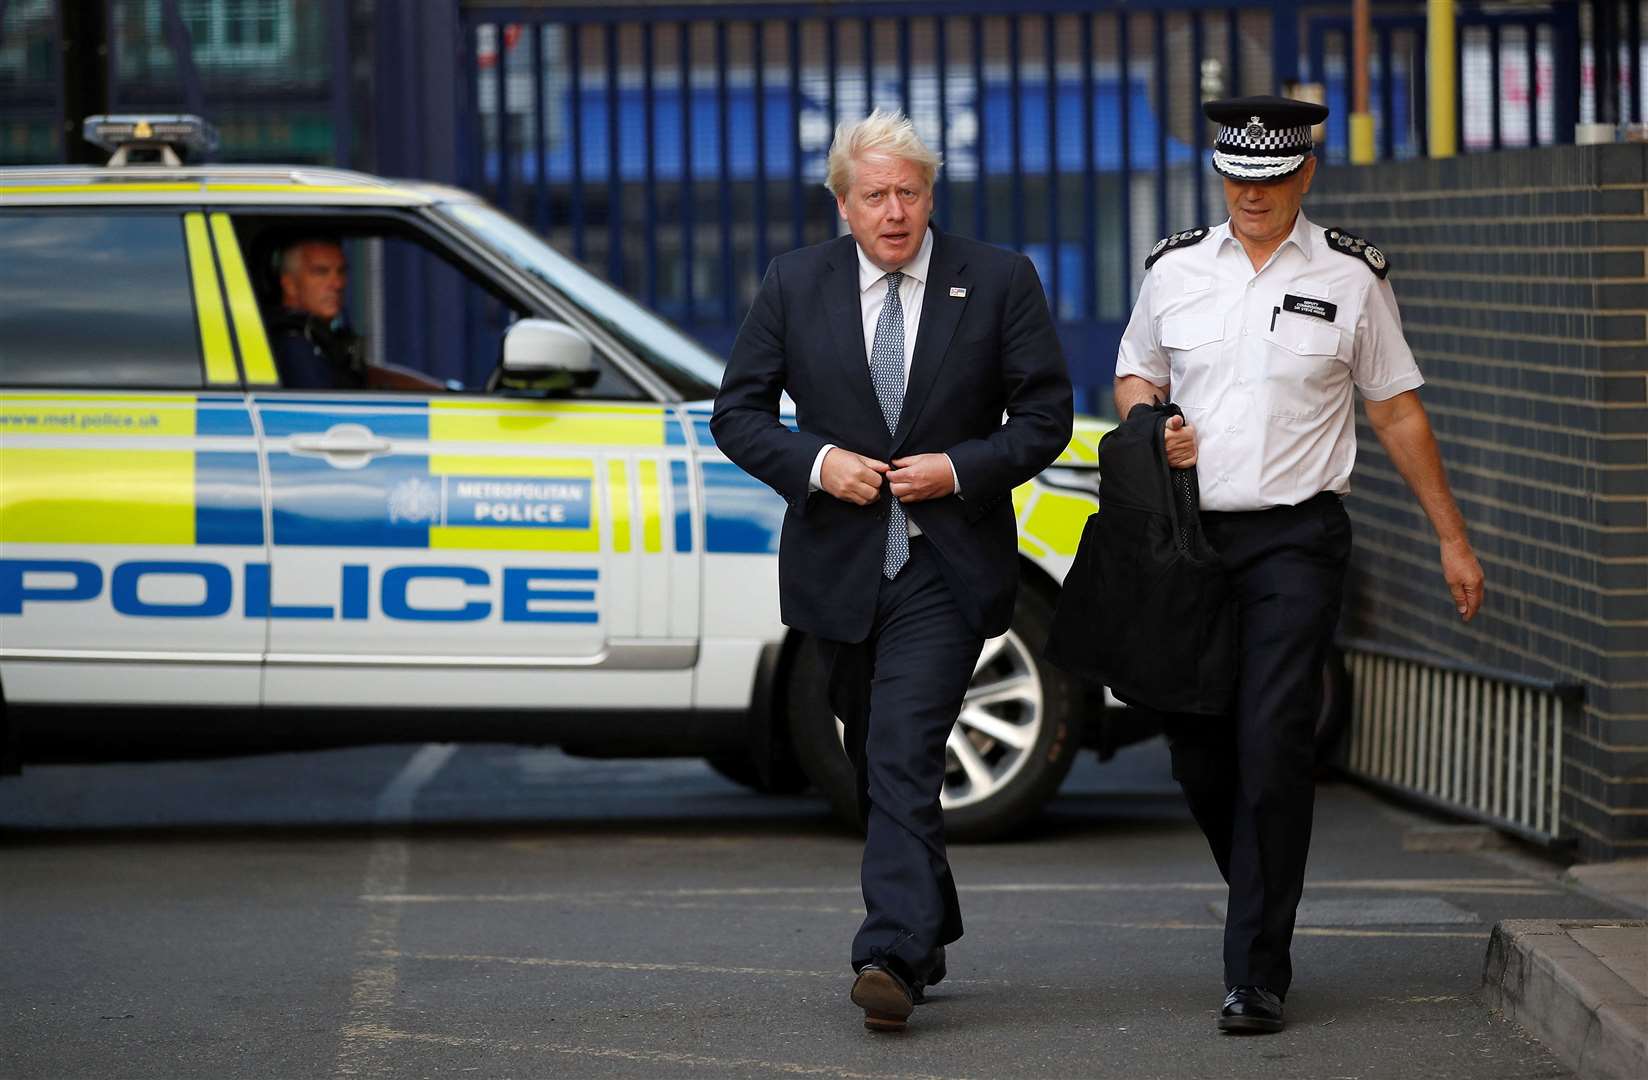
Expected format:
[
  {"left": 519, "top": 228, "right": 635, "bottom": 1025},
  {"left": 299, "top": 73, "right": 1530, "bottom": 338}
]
[{"left": 0, "top": 738, "right": 1629, "bottom": 1079}]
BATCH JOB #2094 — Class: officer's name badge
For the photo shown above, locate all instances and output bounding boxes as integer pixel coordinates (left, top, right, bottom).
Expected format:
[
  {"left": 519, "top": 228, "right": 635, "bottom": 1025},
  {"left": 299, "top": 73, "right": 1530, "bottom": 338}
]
[
  {"left": 1282, "top": 294, "right": 1338, "bottom": 322},
  {"left": 949, "top": 286, "right": 967, "bottom": 298}
]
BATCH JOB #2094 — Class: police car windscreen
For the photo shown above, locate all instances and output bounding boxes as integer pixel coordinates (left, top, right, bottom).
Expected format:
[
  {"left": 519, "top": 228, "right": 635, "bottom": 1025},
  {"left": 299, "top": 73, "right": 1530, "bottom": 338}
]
[{"left": 440, "top": 204, "right": 723, "bottom": 400}]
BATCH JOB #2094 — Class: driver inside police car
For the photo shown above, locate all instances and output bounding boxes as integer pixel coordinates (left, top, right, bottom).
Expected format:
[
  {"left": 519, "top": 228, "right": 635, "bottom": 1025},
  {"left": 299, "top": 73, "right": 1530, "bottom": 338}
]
[{"left": 267, "top": 237, "right": 368, "bottom": 390}]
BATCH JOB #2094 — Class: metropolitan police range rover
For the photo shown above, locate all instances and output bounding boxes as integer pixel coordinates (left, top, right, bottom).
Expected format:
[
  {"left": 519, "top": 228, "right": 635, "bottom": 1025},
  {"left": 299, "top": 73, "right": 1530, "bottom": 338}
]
[{"left": 0, "top": 117, "right": 1125, "bottom": 840}]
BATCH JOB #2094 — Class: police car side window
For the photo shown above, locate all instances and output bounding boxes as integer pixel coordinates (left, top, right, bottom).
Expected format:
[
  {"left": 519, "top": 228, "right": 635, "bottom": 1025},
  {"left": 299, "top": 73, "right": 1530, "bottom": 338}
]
[
  {"left": 362, "top": 234, "right": 516, "bottom": 389},
  {"left": 359, "top": 235, "right": 646, "bottom": 399},
  {"left": 239, "top": 213, "right": 649, "bottom": 399},
  {"left": 0, "top": 213, "right": 205, "bottom": 388}
]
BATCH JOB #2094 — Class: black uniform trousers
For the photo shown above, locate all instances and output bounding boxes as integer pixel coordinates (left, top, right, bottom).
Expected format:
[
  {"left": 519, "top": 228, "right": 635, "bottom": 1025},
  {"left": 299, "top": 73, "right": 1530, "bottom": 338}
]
[
  {"left": 822, "top": 537, "right": 985, "bottom": 984},
  {"left": 1163, "top": 492, "right": 1351, "bottom": 1000}
]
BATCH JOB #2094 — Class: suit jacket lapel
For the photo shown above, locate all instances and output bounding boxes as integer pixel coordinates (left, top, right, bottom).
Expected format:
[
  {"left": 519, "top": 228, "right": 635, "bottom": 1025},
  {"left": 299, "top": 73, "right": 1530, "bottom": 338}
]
[
  {"left": 822, "top": 235, "right": 884, "bottom": 423},
  {"left": 893, "top": 229, "right": 969, "bottom": 451}
]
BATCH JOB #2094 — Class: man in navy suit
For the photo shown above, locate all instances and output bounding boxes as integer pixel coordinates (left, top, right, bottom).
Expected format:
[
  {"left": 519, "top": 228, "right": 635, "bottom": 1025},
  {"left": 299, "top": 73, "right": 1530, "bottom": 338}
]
[{"left": 712, "top": 110, "right": 1073, "bottom": 1032}]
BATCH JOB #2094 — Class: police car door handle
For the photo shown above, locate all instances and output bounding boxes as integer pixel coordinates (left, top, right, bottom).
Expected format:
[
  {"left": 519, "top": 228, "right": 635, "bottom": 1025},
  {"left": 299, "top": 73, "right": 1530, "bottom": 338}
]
[{"left": 289, "top": 424, "right": 394, "bottom": 466}]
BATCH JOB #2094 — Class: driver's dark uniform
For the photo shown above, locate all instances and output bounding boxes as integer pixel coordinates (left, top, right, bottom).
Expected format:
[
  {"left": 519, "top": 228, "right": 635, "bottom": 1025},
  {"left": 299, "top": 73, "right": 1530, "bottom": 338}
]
[{"left": 268, "top": 307, "right": 367, "bottom": 389}]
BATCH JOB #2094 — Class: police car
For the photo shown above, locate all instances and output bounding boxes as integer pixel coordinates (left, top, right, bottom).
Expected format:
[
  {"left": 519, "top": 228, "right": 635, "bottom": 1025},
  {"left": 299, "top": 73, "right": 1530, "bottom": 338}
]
[{"left": 0, "top": 116, "right": 1121, "bottom": 840}]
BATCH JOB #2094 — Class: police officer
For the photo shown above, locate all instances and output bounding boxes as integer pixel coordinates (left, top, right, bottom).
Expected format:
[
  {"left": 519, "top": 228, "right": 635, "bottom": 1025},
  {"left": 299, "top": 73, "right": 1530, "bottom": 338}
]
[
  {"left": 1114, "top": 95, "right": 1485, "bottom": 1034},
  {"left": 268, "top": 238, "right": 366, "bottom": 390}
]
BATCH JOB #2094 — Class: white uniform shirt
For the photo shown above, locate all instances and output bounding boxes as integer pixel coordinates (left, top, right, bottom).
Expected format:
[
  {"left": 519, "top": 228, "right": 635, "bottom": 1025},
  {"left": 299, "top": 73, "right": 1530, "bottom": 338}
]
[
  {"left": 808, "top": 226, "right": 959, "bottom": 529},
  {"left": 1115, "top": 212, "right": 1424, "bottom": 512}
]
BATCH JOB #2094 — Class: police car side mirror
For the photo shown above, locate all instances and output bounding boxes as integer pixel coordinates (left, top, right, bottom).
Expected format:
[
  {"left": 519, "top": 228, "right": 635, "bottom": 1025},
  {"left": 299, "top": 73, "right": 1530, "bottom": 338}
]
[{"left": 502, "top": 319, "right": 594, "bottom": 376}]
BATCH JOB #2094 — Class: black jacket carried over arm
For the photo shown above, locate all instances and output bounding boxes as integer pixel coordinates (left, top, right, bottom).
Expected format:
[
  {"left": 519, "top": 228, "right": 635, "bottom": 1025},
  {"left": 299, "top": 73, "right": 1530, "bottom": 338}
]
[{"left": 1044, "top": 401, "right": 1235, "bottom": 715}]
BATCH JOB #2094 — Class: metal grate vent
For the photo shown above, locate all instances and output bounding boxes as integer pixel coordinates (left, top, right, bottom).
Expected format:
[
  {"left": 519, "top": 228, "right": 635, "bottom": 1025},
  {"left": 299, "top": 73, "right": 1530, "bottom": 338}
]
[{"left": 1342, "top": 644, "right": 1581, "bottom": 845}]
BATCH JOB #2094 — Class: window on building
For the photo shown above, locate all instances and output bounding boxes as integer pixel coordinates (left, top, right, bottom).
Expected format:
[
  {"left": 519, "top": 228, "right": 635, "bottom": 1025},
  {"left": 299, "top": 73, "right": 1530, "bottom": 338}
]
[{"left": 142, "top": 0, "right": 293, "bottom": 68}]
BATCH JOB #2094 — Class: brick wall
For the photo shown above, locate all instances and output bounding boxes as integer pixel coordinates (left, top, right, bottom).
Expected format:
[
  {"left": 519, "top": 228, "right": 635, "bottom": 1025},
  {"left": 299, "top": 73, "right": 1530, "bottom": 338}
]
[{"left": 1308, "top": 143, "right": 1648, "bottom": 861}]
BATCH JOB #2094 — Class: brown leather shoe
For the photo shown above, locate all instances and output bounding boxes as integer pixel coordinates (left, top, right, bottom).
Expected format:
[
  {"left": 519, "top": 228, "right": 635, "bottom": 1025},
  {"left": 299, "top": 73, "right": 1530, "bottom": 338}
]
[{"left": 851, "top": 964, "right": 915, "bottom": 1032}]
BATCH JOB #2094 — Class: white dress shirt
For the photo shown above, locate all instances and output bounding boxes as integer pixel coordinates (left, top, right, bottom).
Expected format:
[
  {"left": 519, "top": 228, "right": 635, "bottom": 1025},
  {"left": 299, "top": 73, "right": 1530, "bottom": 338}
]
[
  {"left": 809, "top": 226, "right": 959, "bottom": 530},
  {"left": 1115, "top": 211, "right": 1424, "bottom": 512}
]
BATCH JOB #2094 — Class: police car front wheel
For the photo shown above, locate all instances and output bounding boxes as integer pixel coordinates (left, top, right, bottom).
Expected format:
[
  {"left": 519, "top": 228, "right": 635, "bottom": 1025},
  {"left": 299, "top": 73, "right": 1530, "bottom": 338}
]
[{"left": 785, "top": 581, "right": 1083, "bottom": 843}]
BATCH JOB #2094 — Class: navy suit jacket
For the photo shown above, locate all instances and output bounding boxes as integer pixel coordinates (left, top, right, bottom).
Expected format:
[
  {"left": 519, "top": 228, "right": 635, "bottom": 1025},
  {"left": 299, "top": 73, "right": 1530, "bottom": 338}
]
[{"left": 711, "top": 226, "right": 1073, "bottom": 643}]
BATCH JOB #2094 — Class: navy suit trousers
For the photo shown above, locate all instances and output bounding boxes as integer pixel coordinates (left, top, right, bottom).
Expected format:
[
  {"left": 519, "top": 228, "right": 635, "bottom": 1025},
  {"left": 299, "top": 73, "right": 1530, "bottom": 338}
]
[
  {"left": 1163, "top": 493, "right": 1352, "bottom": 999},
  {"left": 822, "top": 537, "right": 984, "bottom": 983}
]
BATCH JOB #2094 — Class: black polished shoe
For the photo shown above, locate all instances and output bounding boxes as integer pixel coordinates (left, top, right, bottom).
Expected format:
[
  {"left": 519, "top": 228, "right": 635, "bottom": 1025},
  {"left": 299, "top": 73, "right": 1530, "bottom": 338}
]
[
  {"left": 851, "top": 963, "right": 915, "bottom": 1032},
  {"left": 1218, "top": 985, "right": 1284, "bottom": 1034},
  {"left": 910, "top": 945, "right": 946, "bottom": 1005}
]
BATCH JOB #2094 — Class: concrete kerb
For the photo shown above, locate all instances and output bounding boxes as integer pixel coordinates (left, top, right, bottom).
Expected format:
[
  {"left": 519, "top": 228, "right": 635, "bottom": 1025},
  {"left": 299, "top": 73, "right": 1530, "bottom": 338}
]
[
  {"left": 1482, "top": 919, "right": 1647, "bottom": 1080},
  {"left": 1565, "top": 859, "right": 1648, "bottom": 919}
]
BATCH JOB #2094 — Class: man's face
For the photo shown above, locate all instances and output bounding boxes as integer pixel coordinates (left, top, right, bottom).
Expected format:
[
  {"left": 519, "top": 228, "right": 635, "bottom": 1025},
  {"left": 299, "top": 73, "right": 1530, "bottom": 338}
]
[
  {"left": 280, "top": 242, "right": 348, "bottom": 321},
  {"left": 836, "top": 154, "right": 934, "bottom": 272},
  {"left": 1223, "top": 156, "right": 1316, "bottom": 249}
]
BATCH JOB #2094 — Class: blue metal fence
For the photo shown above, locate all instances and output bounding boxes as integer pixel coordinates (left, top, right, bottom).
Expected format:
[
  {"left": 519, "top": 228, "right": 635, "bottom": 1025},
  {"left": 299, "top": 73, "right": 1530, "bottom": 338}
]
[
  {"left": 451, "top": 2, "right": 1643, "bottom": 409},
  {"left": 1305, "top": 4, "right": 1586, "bottom": 162},
  {"left": 457, "top": 3, "right": 1291, "bottom": 410}
]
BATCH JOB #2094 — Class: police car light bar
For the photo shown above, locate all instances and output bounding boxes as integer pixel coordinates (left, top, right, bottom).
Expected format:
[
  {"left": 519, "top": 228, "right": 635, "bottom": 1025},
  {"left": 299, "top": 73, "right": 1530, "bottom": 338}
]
[{"left": 83, "top": 114, "right": 219, "bottom": 167}]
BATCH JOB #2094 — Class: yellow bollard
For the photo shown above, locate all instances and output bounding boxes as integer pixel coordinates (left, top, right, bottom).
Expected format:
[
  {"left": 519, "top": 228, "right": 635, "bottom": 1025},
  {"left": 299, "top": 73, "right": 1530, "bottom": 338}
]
[
  {"left": 1350, "top": 114, "right": 1377, "bottom": 164},
  {"left": 1351, "top": 0, "right": 1376, "bottom": 164},
  {"left": 1428, "top": 0, "right": 1457, "bottom": 158}
]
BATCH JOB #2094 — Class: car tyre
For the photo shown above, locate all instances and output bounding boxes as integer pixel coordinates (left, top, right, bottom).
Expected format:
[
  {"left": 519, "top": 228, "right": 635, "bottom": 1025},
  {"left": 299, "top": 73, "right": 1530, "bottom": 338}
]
[{"left": 785, "top": 579, "right": 1083, "bottom": 843}]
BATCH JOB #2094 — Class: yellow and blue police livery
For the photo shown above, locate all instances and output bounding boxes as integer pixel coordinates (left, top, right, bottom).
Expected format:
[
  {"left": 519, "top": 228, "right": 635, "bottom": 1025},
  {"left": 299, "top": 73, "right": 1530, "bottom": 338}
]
[{"left": 0, "top": 116, "right": 1116, "bottom": 839}]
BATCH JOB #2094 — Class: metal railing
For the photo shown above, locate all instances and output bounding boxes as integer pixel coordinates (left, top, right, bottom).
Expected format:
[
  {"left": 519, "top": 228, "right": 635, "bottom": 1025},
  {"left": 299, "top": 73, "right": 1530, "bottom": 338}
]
[
  {"left": 1341, "top": 640, "right": 1584, "bottom": 846},
  {"left": 1305, "top": 3, "right": 1587, "bottom": 162},
  {"left": 455, "top": 2, "right": 1290, "bottom": 407},
  {"left": 1306, "top": 2, "right": 1646, "bottom": 162}
]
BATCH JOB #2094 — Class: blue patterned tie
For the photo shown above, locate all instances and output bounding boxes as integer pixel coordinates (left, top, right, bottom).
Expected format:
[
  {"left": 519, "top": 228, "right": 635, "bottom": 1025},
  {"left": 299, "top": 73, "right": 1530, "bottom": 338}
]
[{"left": 870, "top": 271, "right": 909, "bottom": 578}]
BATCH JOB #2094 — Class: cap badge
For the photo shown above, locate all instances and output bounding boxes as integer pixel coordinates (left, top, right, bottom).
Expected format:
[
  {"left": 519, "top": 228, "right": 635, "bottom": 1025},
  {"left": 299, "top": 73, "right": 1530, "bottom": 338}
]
[{"left": 1244, "top": 116, "right": 1266, "bottom": 141}]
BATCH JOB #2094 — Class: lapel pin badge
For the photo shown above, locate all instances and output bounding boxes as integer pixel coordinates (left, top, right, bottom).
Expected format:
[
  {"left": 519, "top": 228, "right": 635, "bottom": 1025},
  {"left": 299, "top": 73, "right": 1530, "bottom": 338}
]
[{"left": 949, "top": 286, "right": 967, "bottom": 298}]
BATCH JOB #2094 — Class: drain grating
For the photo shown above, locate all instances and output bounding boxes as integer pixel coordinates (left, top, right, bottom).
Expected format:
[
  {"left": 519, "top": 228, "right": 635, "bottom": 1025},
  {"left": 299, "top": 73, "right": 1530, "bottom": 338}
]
[{"left": 1210, "top": 897, "right": 1480, "bottom": 926}]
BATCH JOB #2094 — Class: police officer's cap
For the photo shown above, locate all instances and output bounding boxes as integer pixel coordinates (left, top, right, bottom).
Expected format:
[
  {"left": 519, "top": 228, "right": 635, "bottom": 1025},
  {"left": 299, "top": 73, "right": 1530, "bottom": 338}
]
[{"left": 1203, "top": 95, "right": 1329, "bottom": 182}]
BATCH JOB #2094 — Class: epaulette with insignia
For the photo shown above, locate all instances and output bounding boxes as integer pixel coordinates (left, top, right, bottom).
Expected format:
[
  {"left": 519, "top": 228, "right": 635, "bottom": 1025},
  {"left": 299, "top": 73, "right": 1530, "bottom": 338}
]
[
  {"left": 1325, "top": 227, "right": 1389, "bottom": 279},
  {"left": 1144, "top": 227, "right": 1209, "bottom": 270}
]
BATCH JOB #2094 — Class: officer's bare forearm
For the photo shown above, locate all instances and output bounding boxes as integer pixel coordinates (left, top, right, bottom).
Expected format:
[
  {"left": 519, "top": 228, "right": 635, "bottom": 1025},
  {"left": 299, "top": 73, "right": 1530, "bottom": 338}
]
[
  {"left": 1363, "top": 391, "right": 1470, "bottom": 548},
  {"left": 1114, "top": 375, "right": 1167, "bottom": 417}
]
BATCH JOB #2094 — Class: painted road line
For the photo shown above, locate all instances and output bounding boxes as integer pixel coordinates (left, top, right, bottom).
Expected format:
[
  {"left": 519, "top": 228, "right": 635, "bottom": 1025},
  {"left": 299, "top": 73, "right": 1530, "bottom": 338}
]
[
  {"left": 364, "top": 878, "right": 1559, "bottom": 903},
  {"left": 333, "top": 743, "right": 457, "bottom": 1080},
  {"left": 335, "top": 1026, "right": 976, "bottom": 1080}
]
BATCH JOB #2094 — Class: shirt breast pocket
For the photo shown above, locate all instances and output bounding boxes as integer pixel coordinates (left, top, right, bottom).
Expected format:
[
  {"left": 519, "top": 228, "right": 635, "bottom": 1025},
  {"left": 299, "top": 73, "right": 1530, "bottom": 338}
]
[
  {"left": 1263, "top": 315, "right": 1345, "bottom": 420},
  {"left": 1159, "top": 314, "right": 1224, "bottom": 406}
]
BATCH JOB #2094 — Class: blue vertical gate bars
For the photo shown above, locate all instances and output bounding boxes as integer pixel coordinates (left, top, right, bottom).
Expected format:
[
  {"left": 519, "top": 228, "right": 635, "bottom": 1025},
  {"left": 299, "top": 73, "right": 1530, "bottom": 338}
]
[
  {"left": 456, "top": 1, "right": 1304, "bottom": 408},
  {"left": 453, "top": 1, "right": 1637, "bottom": 408},
  {"left": 1302, "top": 3, "right": 1625, "bottom": 162}
]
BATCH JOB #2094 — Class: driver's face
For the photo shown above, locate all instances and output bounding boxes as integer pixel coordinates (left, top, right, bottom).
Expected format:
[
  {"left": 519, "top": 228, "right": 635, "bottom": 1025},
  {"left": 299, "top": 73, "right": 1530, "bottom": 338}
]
[{"left": 281, "top": 242, "right": 348, "bottom": 321}]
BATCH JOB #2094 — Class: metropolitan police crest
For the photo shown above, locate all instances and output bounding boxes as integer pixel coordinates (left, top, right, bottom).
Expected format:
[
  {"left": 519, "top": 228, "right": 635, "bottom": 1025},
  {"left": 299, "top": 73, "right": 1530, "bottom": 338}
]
[{"left": 388, "top": 477, "right": 441, "bottom": 525}]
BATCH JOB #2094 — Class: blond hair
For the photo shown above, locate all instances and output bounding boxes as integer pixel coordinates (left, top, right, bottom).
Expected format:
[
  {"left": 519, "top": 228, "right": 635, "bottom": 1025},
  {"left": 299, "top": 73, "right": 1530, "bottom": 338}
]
[{"left": 824, "top": 109, "right": 942, "bottom": 197}]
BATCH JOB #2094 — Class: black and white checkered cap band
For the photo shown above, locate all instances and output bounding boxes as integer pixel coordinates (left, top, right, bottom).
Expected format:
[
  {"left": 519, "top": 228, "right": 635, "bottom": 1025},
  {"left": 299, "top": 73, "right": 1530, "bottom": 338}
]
[
  {"left": 1216, "top": 123, "right": 1312, "bottom": 153},
  {"left": 1212, "top": 123, "right": 1313, "bottom": 180}
]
